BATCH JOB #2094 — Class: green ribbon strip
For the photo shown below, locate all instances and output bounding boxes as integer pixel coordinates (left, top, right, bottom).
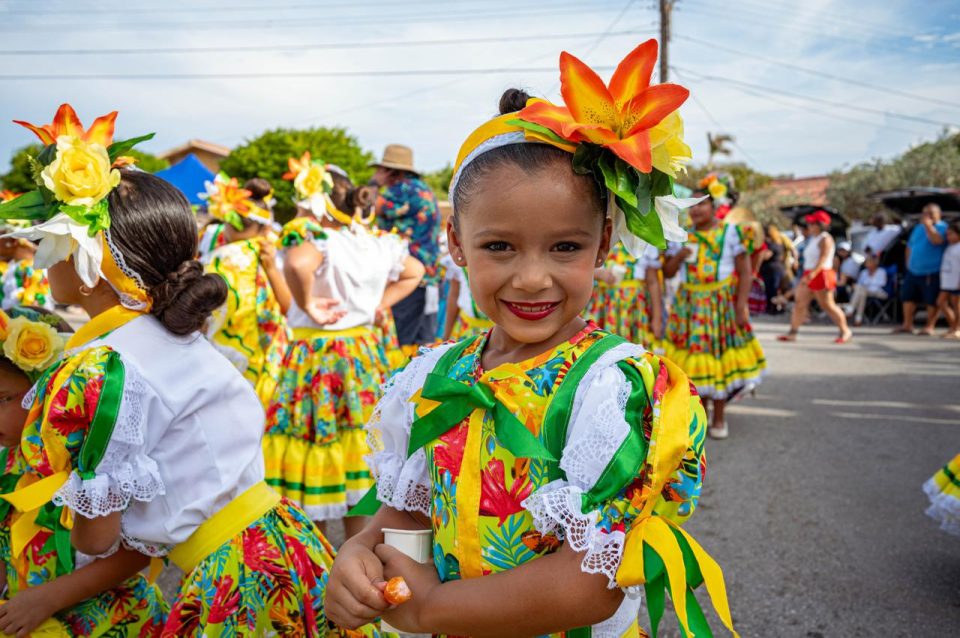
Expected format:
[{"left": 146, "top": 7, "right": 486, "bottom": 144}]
[
  {"left": 77, "top": 351, "right": 125, "bottom": 480},
  {"left": 642, "top": 522, "right": 713, "bottom": 638},
  {"left": 36, "top": 502, "right": 74, "bottom": 577},
  {"left": 408, "top": 372, "right": 555, "bottom": 462}
]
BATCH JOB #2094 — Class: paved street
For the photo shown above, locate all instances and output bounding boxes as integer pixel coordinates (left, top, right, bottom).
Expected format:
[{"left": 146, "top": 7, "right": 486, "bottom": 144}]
[{"left": 681, "top": 318, "right": 960, "bottom": 637}]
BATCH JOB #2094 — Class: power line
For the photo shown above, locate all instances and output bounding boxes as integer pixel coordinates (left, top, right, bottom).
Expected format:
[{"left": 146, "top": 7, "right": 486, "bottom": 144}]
[
  {"left": 0, "top": 2, "right": 630, "bottom": 32},
  {"left": 0, "top": 28, "right": 651, "bottom": 57},
  {"left": 1, "top": 0, "right": 538, "bottom": 14},
  {"left": 0, "top": 65, "right": 617, "bottom": 81},
  {"left": 710, "top": 0, "right": 913, "bottom": 41},
  {"left": 675, "top": 34, "right": 959, "bottom": 110},
  {"left": 670, "top": 67, "right": 757, "bottom": 164},
  {"left": 674, "top": 65, "right": 954, "bottom": 129}
]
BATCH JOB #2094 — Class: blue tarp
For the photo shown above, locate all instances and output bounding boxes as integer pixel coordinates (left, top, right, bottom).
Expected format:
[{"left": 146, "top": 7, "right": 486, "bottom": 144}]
[{"left": 155, "top": 153, "right": 214, "bottom": 205}]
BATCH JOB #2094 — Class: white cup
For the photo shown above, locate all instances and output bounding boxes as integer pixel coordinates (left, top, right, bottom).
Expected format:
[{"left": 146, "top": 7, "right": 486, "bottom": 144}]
[{"left": 380, "top": 529, "right": 433, "bottom": 635}]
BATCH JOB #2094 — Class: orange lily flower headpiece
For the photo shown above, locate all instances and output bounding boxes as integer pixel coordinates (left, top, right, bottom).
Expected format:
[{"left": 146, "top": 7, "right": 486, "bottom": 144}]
[
  {"left": 201, "top": 173, "right": 274, "bottom": 232},
  {"left": 450, "top": 40, "right": 700, "bottom": 254},
  {"left": 0, "top": 104, "right": 156, "bottom": 311}
]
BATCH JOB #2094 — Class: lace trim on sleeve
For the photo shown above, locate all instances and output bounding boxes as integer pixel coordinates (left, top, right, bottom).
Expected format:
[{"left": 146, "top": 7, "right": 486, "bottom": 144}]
[
  {"left": 364, "top": 344, "right": 453, "bottom": 515},
  {"left": 53, "top": 360, "right": 166, "bottom": 518}
]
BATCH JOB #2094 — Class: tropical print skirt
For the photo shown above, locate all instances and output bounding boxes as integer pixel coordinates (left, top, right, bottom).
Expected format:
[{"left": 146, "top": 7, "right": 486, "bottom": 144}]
[
  {"left": 449, "top": 311, "right": 493, "bottom": 342},
  {"left": 587, "top": 282, "right": 660, "bottom": 351},
  {"left": 924, "top": 453, "right": 960, "bottom": 536},
  {"left": 162, "top": 498, "right": 385, "bottom": 637},
  {"left": 665, "top": 280, "right": 766, "bottom": 399},
  {"left": 264, "top": 326, "right": 387, "bottom": 521},
  {"left": 0, "top": 526, "right": 168, "bottom": 637}
]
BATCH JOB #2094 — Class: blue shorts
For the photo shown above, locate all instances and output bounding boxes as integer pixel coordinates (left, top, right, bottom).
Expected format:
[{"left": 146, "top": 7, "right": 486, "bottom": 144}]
[{"left": 901, "top": 272, "right": 940, "bottom": 306}]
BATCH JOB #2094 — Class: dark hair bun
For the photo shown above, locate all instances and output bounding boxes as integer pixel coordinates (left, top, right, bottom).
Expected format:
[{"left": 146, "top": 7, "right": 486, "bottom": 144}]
[
  {"left": 499, "top": 88, "right": 532, "bottom": 115},
  {"left": 350, "top": 185, "right": 378, "bottom": 210},
  {"left": 243, "top": 178, "right": 273, "bottom": 200},
  {"left": 150, "top": 260, "right": 227, "bottom": 336}
]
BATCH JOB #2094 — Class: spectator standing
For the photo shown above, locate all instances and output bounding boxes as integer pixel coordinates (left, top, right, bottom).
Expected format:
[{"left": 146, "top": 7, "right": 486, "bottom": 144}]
[
  {"left": 894, "top": 203, "right": 949, "bottom": 335},
  {"left": 863, "top": 212, "right": 902, "bottom": 257},
  {"left": 371, "top": 144, "right": 442, "bottom": 346},
  {"left": 759, "top": 223, "right": 796, "bottom": 314},
  {"left": 938, "top": 221, "right": 960, "bottom": 339},
  {"left": 845, "top": 253, "right": 888, "bottom": 326}
]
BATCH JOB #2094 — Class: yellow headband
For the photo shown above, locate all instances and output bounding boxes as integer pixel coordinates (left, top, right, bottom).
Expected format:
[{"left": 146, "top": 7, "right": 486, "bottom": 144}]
[{"left": 101, "top": 233, "right": 152, "bottom": 312}]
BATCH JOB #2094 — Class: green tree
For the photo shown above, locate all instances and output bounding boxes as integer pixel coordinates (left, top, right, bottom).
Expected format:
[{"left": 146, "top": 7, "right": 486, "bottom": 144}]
[
  {"left": 826, "top": 131, "right": 960, "bottom": 220},
  {"left": 2, "top": 144, "right": 168, "bottom": 194},
  {"left": 423, "top": 164, "right": 453, "bottom": 200},
  {"left": 220, "top": 127, "right": 375, "bottom": 223}
]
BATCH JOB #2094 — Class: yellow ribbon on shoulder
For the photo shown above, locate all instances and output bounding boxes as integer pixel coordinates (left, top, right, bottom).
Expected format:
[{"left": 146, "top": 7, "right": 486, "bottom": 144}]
[{"left": 615, "top": 355, "right": 739, "bottom": 638}]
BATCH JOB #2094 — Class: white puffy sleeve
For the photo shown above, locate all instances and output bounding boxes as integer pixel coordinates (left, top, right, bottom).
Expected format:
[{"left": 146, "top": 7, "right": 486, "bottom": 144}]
[
  {"left": 365, "top": 343, "right": 453, "bottom": 514},
  {"left": 376, "top": 231, "right": 411, "bottom": 282},
  {"left": 47, "top": 347, "right": 165, "bottom": 518},
  {"left": 522, "top": 344, "right": 706, "bottom": 590}
]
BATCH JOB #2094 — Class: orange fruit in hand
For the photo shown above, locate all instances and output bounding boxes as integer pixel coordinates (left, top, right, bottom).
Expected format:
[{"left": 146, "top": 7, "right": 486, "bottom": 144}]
[{"left": 384, "top": 576, "right": 413, "bottom": 605}]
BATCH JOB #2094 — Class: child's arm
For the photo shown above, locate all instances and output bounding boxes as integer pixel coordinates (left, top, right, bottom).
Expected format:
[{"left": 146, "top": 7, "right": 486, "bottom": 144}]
[
  {"left": 0, "top": 548, "right": 149, "bottom": 638},
  {"left": 259, "top": 237, "right": 292, "bottom": 314},
  {"left": 379, "top": 256, "right": 424, "bottom": 311},
  {"left": 283, "top": 242, "right": 322, "bottom": 312},
  {"left": 442, "top": 277, "right": 461, "bottom": 340},
  {"left": 645, "top": 264, "right": 664, "bottom": 339},
  {"left": 326, "top": 505, "right": 430, "bottom": 629},
  {"left": 71, "top": 511, "right": 121, "bottom": 557},
  {"left": 375, "top": 541, "right": 623, "bottom": 637},
  {"left": 734, "top": 251, "right": 752, "bottom": 326}
]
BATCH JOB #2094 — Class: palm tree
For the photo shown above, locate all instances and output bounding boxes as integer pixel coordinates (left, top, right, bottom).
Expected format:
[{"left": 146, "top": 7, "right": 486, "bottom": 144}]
[{"left": 707, "top": 132, "right": 734, "bottom": 169}]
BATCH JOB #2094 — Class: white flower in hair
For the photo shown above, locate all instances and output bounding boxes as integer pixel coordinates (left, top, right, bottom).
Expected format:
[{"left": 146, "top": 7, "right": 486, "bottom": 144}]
[{"left": 10, "top": 213, "right": 104, "bottom": 288}]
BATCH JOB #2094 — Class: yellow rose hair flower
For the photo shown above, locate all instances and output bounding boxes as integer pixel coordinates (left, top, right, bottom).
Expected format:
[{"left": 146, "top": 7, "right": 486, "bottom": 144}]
[
  {"left": 41, "top": 135, "right": 121, "bottom": 208},
  {"left": 2, "top": 315, "right": 64, "bottom": 373}
]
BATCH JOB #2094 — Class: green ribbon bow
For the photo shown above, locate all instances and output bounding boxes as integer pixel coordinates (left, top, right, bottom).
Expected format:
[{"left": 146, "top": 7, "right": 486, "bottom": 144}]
[
  {"left": 61, "top": 199, "right": 111, "bottom": 237},
  {"left": 408, "top": 372, "right": 556, "bottom": 462}
]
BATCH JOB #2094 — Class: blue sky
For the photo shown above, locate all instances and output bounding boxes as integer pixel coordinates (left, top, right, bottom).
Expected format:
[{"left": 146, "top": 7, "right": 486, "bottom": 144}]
[{"left": 0, "top": 0, "right": 958, "bottom": 179}]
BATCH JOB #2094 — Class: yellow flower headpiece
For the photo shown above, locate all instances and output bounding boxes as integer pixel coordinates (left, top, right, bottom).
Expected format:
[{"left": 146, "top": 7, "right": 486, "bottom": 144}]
[
  {"left": 0, "top": 307, "right": 65, "bottom": 380},
  {"left": 201, "top": 173, "right": 274, "bottom": 232},
  {"left": 0, "top": 104, "right": 155, "bottom": 312},
  {"left": 450, "top": 40, "right": 703, "bottom": 256},
  {"left": 283, "top": 152, "right": 360, "bottom": 226}
]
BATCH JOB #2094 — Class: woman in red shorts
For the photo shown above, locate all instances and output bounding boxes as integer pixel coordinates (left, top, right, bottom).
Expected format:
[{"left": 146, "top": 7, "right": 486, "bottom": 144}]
[{"left": 779, "top": 210, "right": 853, "bottom": 344}]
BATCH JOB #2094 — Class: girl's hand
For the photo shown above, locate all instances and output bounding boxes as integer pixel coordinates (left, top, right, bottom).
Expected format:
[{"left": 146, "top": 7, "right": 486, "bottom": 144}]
[
  {"left": 736, "top": 302, "right": 751, "bottom": 327},
  {"left": 306, "top": 297, "right": 346, "bottom": 326},
  {"left": 0, "top": 585, "right": 58, "bottom": 638},
  {"left": 374, "top": 305, "right": 390, "bottom": 330},
  {"left": 374, "top": 544, "right": 442, "bottom": 633},
  {"left": 651, "top": 314, "right": 664, "bottom": 339},
  {"left": 326, "top": 540, "right": 391, "bottom": 630}
]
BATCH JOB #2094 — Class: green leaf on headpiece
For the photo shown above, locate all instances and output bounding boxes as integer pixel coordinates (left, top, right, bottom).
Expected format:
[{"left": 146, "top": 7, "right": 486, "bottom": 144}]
[
  {"left": 571, "top": 143, "right": 602, "bottom": 176},
  {"left": 597, "top": 152, "right": 640, "bottom": 209},
  {"left": 0, "top": 190, "right": 57, "bottom": 221},
  {"left": 60, "top": 199, "right": 111, "bottom": 236},
  {"left": 617, "top": 187, "right": 666, "bottom": 250},
  {"left": 225, "top": 210, "right": 245, "bottom": 232},
  {"left": 107, "top": 133, "right": 156, "bottom": 161},
  {"left": 504, "top": 119, "right": 569, "bottom": 146},
  {"left": 650, "top": 169, "right": 674, "bottom": 198},
  {"left": 36, "top": 143, "right": 58, "bottom": 167}
]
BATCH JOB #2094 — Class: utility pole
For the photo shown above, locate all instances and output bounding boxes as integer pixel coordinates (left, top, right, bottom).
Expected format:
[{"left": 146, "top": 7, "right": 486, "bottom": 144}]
[{"left": 659, "top": 0, "right": 674, "bottom": 82}]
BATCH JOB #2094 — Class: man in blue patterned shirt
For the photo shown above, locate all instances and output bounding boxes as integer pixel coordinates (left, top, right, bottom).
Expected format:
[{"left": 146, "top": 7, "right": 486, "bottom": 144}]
[{"left": 371, "top": 144, "right": 441, "bottom": 345}]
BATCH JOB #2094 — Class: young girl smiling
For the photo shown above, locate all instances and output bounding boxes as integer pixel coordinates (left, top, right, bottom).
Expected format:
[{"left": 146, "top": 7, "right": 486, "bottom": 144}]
[{"left": 328, "top": 41, "right": 737, "bottom": 638}]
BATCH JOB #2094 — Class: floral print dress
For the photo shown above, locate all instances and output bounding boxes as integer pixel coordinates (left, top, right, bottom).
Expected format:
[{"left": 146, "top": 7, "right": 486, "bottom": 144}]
[
  {"left": 205, "top": 238, "right": 292, "bottom": 409},
  {"left": 366, "top": 323, "right": 732, "bottom": 637},
  {"left": 587, "top": 243, "right": 661, "bottom": 350},
  {"left": 665, "top": 224, "right": 766, "bottom": 399},
  {"left": 0, "top": 258, "right": 53, "bottom": 311}
]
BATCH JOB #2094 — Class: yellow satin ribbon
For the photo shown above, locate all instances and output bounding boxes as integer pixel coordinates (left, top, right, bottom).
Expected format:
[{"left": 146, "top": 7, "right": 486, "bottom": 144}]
[
  {"left": 615, "top": 355, "right": 738, "bottom": 637},
  {"left": 291, "top": 325, "right": 373, "bottom": 340},
  {"left": 66, "top": 304, "right": 143, "bottom": 351},
  {"left": 168, "top": 482, "right": 280, "bottom": 573},
  {"left": 101, "top": 234, "right": 152, "bottom": 312},
  {"left": 324, "top": 196, "right": 359, "bottom": 227},
  {"left": 0, "top": 471, "right": 72, "bottom": 558},
  {"left": 683, "top": 277, "right": 733, "bottom": 293}
]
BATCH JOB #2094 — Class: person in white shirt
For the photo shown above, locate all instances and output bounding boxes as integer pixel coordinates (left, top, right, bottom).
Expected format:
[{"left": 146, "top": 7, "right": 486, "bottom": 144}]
[
  {"left": 835, "top": 240, "right": 864, "bottom": 303},
  {"left": 937, "top": 221, "right": 960, "bottom": 338},
  {"left": 845, "top": 253, "right": 888, "bottom": 325},
  {"left": 863, "top": 213, "right": 901, "bottom": 257}
]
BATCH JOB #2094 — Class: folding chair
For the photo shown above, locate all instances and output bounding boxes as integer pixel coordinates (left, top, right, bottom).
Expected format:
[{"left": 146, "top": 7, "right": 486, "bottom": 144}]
[{"left": 866, "top": 265, "right": 899, "bottom": 325}]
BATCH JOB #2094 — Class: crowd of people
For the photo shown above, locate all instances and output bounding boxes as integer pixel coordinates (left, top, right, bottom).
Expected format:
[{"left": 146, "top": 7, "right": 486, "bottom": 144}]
[{"left": 0, "top": 35, "right": 952, "bottom": 638}]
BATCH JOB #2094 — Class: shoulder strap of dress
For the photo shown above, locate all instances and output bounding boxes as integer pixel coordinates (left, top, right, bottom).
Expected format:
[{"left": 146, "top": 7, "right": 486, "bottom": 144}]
[
  {"left": 76, "top": 351, "right": 126, "bottom": 480},
  {"left": 541, "top": 333, "right": 629, "bottom": 478},
  {"left": 430, "top": 334, "right": 481, "bottom": 378}
]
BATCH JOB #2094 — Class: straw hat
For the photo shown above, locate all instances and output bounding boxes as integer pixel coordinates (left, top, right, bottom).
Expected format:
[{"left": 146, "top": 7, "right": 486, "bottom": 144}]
[{"left": 371, "top": 144, "right": 419, "bottom": 175}]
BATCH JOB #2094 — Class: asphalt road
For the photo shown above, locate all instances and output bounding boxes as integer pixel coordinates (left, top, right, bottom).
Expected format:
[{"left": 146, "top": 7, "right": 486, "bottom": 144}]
[
  {"left": 157, "top": 316, "right": 960, "bottom": 637},
  {"left": 677, "top": 317, "right": 960, "bottom": 638}
]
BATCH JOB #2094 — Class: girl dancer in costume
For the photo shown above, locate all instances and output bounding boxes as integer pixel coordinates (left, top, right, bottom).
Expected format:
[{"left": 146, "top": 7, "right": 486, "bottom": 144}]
[
  {"left": 442, "top": 262, "right": 492, "bottom": 340},
  {"left": 589, "top": 242, "right": 664, "bottom": 349},
  {"left": 0, "top": 233, "right": 53, "bottom": 311},
  {"left": 924, "top": 454, "right": 960, "bottom": 536},
  {"left": 329, "top": 42, "right": 738, "bottom": 638},
  {"left": 663, "top": 190, "right": 766, "bottom": 440},
  {"left": 201, "top": 173, "right": 292, "bottom": 408},
  {"left": 0, "top": 105, "right": 383, "bottom": 637},
  {"left": 0, "top": 307, "right": 168, "bottom": 638},
  {"left": 778, "top": 210, "right": 853, "bottom": 344},
  {"left": 265, "top": 153, "right": 424, "bottom": 538}
]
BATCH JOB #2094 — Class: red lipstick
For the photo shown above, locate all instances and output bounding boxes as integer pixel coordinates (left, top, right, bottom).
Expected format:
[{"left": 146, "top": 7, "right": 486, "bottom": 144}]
[{"left": 502, "top": 300, "right": 561, "bottom": 321}]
